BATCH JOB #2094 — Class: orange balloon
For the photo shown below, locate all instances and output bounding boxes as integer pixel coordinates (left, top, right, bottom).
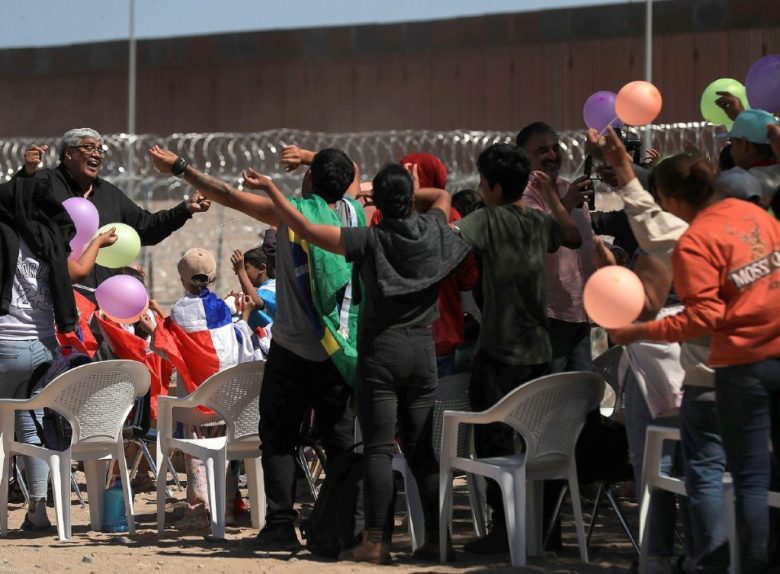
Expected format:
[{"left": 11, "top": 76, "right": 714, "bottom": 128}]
[
  {"left": 615, "top": 81, "right": 663, "bottom": 125},
  {"left": 583, "top": 266, "right": 645, "bottom": 328}
]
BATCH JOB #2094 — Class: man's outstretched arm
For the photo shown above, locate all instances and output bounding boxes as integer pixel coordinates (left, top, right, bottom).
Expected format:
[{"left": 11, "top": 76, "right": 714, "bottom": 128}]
[{"left": 148, "top": 145, "right": 279, "bottom": 227}]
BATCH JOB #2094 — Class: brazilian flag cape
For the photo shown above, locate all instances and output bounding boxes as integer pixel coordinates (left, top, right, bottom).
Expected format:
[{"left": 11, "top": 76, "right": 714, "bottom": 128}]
[{"left": 287, "top": 194, "right": 365, "bottom": 387}]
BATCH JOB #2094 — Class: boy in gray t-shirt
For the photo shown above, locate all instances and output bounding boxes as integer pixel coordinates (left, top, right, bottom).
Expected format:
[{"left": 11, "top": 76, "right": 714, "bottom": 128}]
[{"left": 453, "top": 143, "right": 582, "bottom": 554}]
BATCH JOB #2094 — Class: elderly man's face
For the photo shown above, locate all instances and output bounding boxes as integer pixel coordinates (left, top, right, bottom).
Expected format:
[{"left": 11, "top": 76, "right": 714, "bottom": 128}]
[
  {"left": 63, "top": 137, "right": 105, "bottom": 183},
  {"left": 523, "top": 132, "right": 562, "bottom": 179}
]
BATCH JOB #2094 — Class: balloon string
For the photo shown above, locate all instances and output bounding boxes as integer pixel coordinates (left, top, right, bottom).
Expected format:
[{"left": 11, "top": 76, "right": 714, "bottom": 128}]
[
  {"left": 220, "top": 216, "right": 247, "bottom": 227},
  {"left": 597, "top": 116, "right": 619, "bottom": 137}
]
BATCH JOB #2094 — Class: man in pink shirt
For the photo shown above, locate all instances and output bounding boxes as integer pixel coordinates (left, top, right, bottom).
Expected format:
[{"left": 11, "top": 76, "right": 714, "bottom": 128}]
[{"left": 517, "top": 122, "right": 596, "bottom": 373}]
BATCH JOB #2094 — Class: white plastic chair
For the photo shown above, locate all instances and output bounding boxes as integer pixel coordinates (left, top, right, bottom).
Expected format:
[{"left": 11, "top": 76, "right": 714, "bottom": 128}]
[
  {"left": 439, "top": 371, "right": 604, "bottom": 567},
  {"left": 393, "top": 373, "right": 488, "bottom": 550},
  {"left": 0, "top": 360, "right": 150, "bottom": 541},
  {"left": 156, "top": 361, "right": 266, "bottom": 539},
  {"left": 639, "top": 425, "right": 738, "bottom": 574}
]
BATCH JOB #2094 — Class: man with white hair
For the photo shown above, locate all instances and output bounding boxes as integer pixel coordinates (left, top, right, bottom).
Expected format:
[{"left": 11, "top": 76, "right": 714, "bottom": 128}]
[{"left": 20, "top": 128, "right": 210, "bottom": 291}]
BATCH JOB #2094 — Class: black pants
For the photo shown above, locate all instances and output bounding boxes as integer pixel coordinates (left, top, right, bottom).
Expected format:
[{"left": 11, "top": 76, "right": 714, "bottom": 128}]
[
  {"left": 357, "top": 326, "right": 439, "bottom": 539},
  {"left": 469, "top": 350, "right": 548, "bottom": 525},
  {"left": 547, "top": 318, "right": 592, "bottom": 374},
  {"left": 259, "top": 340, "right": 354, "bottom": 524}
]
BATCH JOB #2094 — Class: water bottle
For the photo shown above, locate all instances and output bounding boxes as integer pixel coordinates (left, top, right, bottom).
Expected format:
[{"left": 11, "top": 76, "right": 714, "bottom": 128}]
[{"left": 102, "top": 477, "right": 129, "bottom": 533}]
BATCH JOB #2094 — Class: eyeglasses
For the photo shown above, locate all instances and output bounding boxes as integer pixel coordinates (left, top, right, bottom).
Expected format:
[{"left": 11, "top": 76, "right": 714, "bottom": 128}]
[{"left": 71, "top": 144, "right": 107, "bottom": 156}]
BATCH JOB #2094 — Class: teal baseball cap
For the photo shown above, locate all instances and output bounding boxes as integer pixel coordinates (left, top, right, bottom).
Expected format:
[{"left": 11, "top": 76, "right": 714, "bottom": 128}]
[{"left": 715, "top": 109, "right": 779, "bottom": 144}]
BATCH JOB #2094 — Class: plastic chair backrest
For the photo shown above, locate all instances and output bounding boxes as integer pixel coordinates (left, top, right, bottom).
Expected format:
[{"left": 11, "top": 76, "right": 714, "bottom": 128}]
[
  {"left": 35, "top": 360, "right": 150, "bottom": 444},
  {"left": 593, "top": 346, "right": 624, "bottom": 411},
  {"left": 178, "top": 361, "right": 264, "bottom": 442},
  {"left": 432, "top": 373, "right": 471, "bottom": 461},
  {"left": 490, "top": 371, "right": 604, "bottom": 463}
]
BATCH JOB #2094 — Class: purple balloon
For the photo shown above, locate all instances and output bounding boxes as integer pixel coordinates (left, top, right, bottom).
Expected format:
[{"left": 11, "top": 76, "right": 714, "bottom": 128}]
[
  {"left": 95, "top": 275, "right": 149, "bottom": 323},
  {"left": 62, "top": 197, "right": 99, "bottom": 243},
  {"left": 746, "top": 55, "right": 780, "bottom": 114},
  {"left": 583, "top": 91, "right": 624, "bottom": 132}
]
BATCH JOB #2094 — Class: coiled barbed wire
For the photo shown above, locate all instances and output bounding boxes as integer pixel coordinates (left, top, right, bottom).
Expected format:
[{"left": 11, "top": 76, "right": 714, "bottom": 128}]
[{"left": 0, "top": 123, "right": 723, "bottom": 303}]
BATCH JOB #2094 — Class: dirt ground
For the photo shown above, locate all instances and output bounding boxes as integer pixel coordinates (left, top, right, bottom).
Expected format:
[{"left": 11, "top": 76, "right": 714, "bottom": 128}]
[{"left": 0, "top": 471, "right": 639, "bottom": 574}]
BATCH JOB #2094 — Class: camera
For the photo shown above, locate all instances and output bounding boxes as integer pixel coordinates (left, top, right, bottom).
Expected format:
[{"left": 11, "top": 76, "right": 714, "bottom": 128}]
[{"left": 583, "top": 155, "right": 596, "bottom": 211}]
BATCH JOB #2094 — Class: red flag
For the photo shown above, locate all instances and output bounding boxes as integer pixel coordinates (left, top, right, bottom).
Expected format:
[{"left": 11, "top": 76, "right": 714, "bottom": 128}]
[
  {"left": 56, "top": 290, "right": 99, "bottom": 357},
  {"left": 95, "top": 312, "right": 171, "bottom": 419}
]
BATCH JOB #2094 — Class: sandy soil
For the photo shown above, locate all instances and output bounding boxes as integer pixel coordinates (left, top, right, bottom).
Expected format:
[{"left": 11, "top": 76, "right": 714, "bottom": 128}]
[{"left": 0, "top": 472, "right": 638, "bottom": 574}]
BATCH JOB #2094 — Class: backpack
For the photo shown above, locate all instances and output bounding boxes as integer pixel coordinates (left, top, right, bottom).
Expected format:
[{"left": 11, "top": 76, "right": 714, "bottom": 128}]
[
  {"left": 299, "top": 446, "right": 364, "bottom": 558},
  {"left": 26, "top": 347, "right": 92, "bottom": 451}
]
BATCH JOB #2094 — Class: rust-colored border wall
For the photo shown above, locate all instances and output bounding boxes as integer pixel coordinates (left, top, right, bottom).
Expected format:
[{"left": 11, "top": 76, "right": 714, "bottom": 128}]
[{"left": 1, "top": 0, "right": 779, "bottom": 138}]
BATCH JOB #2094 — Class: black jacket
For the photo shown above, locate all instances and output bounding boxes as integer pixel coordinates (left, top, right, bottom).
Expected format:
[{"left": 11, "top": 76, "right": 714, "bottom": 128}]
[
  {"left": 19, "top": 163, "right": 192, "bottom": 290},
  {"left": 0, "top": 177, "right": 78, "bottom": 332}
]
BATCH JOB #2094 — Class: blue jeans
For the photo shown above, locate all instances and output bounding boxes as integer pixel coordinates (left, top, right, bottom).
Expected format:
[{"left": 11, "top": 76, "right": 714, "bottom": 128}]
[
  {"left": 0, "top": 338, "right": 58, "bottom": 500},
  {"left": 624, "top": 369, "right": 680, "bottom": 558},
  {"left": 715, "top": 359, "right": 780, "bottom": 574},
  {"left": 680, "top": 386, "right": 729, "bottom": 573}
]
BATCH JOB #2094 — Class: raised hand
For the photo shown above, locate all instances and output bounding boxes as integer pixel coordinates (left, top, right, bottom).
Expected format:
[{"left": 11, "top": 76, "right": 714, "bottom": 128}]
[
  {"left": 562, "top": 175, "right": 593, "bottom": 212},
  {"left": 96, "top": 226, "right": 118, "bottom": 247},
  {"left": 714, "top": 91, "right": 745, "bottom": 122},
  {"left": 230, "top": 249, "right": 245, "bottom": 274},
  {"left": 242, "top": 167, "right": 273, "bottom": 191},
  {"left": 148, "top": 145, "right": 179, "bottom": 174},
  {"left": 186, "top": 192, "right": 211, "bottom": 214},
  {"left": 23, "top": 144, "right": 49, "bottom": 176}
]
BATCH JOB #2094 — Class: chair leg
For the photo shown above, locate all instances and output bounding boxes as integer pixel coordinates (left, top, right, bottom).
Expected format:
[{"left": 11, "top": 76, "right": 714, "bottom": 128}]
[
  {"left": 49, "top": 452, "right": 72, "bottom": 541},
  {"left": 568, "top": 465, "right": 589, "bottom": 563},
  {"left": 13, "top": 459, "right": 31, "bottom": 507},
  {"left": 466, "top": 473, "right": 487, "bottom": 538},
  {"left": 439, "top": 468, "right": 454, "bottom": 563},
  {"left": 137, "top": 440, "right": 172, "bottom": 499},
  {"left": 166, "top": 455, "right": 182, "bottom": 490},
  {"left": 725, "top": 481, "right": 739, "bottom": 574},
  {"left": 525, "top": 480, "right": 544, "bottom": 556},
  {"left": 586, "top": 482, "right": 605, "bottom": 548},
  {"left": 84, "top": 459, "right": 109, "bottom": 532},
  {"left": 543, "top": 483, "right": 568, "bottom": 550},
  {"left": 156, "top": 448, "right": 168, "bottom": 537},
  {"left": 244, "top": 457, "right": 265, "bottom": 530},
  {"left": 71, "top": 472, "right": 86, "bottom": 508},
  {"left": 296, "top": 446, "right": 318, "bottom": 502},
  {"left": 500, "top": 468, "right": 526, "bottom": 568},
  {"left": 0, "top": 453, "right": 10, "bottom": 536},
  {"left": 115, "top": 446, "right": 135, "bottom": 535},
  {"left": 397, "top": 457, "right": 425, "bottom": 551},
  {"left": 605, "top": 484, "right": 639, "bottom": 554},
  {"left": 204, "top": 454, "right": 227, "bottom": 540}
]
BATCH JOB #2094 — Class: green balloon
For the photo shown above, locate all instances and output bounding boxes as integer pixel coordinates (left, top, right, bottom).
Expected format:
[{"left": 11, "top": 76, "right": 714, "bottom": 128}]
[
  {"left": 94, "top": 223, "right": 141, "bottom": 268},
  {"left": 700, "top": 78, "right": 748, "bottom": 127}
]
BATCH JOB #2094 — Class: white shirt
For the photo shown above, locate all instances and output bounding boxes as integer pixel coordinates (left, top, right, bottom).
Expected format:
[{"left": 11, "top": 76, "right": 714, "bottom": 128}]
[{"left": 0, "top": 240, "right": 56, "bottom": 339}]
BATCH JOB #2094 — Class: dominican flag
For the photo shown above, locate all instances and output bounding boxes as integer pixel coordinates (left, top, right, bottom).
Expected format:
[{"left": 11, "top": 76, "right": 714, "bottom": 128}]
[
  {"left": 149, "top": 290, "right": 261, "bottom": 410},
  {"left": 95, "top": 311, "right": 172, "bottom": 419}
]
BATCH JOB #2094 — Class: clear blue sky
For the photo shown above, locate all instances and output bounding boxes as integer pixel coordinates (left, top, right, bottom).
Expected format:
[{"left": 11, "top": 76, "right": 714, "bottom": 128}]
[{"left": 3, "top": 0, "right": 660, "bottom": 49}]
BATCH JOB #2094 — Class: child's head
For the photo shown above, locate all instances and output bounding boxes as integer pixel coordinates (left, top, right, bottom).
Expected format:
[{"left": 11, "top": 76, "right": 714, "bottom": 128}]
[
  {"left": 372, "top": 163, "right": 414, "bottom": 219},
  {"left": 243, "top": 247, "right": 268, "bottom": 287},
  {"left": 177, "top": 248, "right": 217, "bottom": 295}
]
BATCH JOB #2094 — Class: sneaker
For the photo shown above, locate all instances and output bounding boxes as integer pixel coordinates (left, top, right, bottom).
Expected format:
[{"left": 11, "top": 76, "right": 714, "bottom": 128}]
[
  {"left": 252, "top": 522, "right": 302, "bottom": 552},
  {"left": 22, "top": 498, "right": 52, "bottom": 531},
  {"left": 338, "top": 531, "right": 390, "bottom": 565},
  {"left": 463, "top": 524, "right": 509, "bottom": 555}
]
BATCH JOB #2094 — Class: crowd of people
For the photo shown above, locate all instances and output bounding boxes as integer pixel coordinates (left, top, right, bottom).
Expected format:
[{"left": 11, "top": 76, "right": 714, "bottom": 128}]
[{"left": 1, "top": 90, "right": 780, "bottom": 574}]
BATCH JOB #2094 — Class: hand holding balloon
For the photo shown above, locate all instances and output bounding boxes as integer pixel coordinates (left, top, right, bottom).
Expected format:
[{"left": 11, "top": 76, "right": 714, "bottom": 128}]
[{"left": 583, "top": 265, "right": 645, "bottom": 328}]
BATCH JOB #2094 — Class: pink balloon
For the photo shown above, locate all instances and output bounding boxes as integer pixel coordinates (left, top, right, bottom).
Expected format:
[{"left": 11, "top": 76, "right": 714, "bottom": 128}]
[
  {"left": 615, "top": 81, "right": 663, "bottom": 126},
  {"left": 95, "top": 275, "right": 149, "bottom": 324},
  {"left": 68, "top": 236, "right": 88, "bottom": 260},
  {"left": 583, "top": 266, "right": 645, "bottom": 328},
  {"left": 62, "top": 197, "right": 99, "bottom": 243}
]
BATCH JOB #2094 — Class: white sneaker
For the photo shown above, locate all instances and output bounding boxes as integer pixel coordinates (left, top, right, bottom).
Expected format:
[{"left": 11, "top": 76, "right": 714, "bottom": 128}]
[{"left": 22, "top": 498, "right": 51, "bottom": 531}]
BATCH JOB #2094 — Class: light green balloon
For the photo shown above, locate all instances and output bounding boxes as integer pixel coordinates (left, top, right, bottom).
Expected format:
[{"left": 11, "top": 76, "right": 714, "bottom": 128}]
[
  {"left": 95, "top": 223, "right": 141, "bottom": 268},
  {"left": 700, "top": 78, "right": 748, "bottom": 128}
]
